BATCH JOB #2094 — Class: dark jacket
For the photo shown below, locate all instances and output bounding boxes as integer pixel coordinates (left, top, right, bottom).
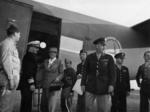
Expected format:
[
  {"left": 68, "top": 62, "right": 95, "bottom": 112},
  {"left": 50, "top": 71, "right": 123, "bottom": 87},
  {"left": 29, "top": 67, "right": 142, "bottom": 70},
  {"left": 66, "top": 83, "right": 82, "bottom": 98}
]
[
  {"left": 18, "top": 52, "right": 38, "bottom": 90},
  {"left": 76, "top": 62, "right": 86, "bottom": 78},
  {"left": 114, "top": 65, "right": 130, "bottom": 94},
  {"left": 81, "top": 52, "right": 116, "bottom": 95}
]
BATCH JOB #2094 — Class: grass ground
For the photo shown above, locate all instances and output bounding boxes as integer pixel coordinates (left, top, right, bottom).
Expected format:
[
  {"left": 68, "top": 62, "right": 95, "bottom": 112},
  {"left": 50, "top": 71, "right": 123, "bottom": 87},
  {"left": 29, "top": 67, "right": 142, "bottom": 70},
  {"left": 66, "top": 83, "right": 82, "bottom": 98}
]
[{"left": 13, "top": 90, "right": 140, "bottom": 112}]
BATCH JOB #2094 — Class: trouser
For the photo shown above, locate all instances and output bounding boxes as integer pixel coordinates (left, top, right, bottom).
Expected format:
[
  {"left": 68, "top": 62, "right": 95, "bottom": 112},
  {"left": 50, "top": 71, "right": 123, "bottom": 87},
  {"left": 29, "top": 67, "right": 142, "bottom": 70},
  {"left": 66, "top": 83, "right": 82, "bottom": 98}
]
[
  {"left": 76, "top": 93, "right": 85, "bottom": 112},
  {"left": 61, "top": 87, "right": 72, "bottom": 112},
  {"left": 20, "top": 88, "right": 33, "bottom": 112},
  {"left": 111, "top": 92, "right": 127, "bottom": 112},
  {"left": 85, "top": 92, "right": 111, "bottom": 112},
  {"left": 41, "top": 88, "right": 61, "bottom": 112},
  {"left": 0, "top": 90, "right": 16, "bottom": 112},
  {"left": 140, "top": 89, "right": 150, "bottom": 112}
]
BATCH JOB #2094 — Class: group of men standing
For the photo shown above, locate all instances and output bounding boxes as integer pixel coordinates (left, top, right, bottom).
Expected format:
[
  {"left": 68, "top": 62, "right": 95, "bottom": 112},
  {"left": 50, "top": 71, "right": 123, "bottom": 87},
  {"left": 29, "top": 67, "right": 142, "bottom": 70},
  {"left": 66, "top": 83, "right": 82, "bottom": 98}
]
[{"left": 0, "top": 24, "right": 150, "bottom": 112}]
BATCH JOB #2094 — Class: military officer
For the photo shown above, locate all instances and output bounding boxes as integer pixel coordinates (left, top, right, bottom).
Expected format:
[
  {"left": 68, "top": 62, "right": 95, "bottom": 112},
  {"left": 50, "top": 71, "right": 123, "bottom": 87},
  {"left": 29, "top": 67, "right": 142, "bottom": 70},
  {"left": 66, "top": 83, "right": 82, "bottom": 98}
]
[
  {"left": 81, "top": 37, "right": 116, "bottom": 112},
  {"left": 136, "top": 50, "right": 150, "bottom": 112},
  {"left": 111, "top": 52, "right": 130, "bottom": 112},
  {"left": 76, "top": 49, "right": 87, "bottom": 112},
  {"left": 0, "top": 24, "right": 21, "bottom": 112},
  {"left": 18, "top": 40, "right": 40, "bottom": 112}
]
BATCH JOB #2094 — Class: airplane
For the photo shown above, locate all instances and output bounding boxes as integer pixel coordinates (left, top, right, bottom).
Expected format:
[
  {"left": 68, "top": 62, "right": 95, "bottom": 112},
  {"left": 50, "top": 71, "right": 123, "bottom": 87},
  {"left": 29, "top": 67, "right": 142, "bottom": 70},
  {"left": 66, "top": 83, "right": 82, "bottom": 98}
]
[{"left": 0, "top": 0, "right": 149, "bottom": 81}]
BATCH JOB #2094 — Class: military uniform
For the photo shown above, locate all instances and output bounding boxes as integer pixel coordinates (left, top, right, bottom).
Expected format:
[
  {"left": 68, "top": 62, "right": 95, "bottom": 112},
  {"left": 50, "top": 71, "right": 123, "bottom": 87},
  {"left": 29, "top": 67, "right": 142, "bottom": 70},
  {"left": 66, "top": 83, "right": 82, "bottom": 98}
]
[
  {"left": 81, "top": 52, "right": 116, "bottom": 112},
  {"left": 18, "top": 40, "right": 40, "bottom": 112},
  {"left": 18, "top": 52, "right": 38, "bottom": 112},
  {"left": 111, "top": 52, "right": 130, "bottom": 112},
  {"left": 0, "top": 37, "right": 21, "bottom": 112},
  {"left": 136, "top": 62, "right": 150, "bottom": 112},
  {"left": 81, "top": 38, "right": 116, "bottom": 112},
  {"left": 111, "top": 65, "right": 130, "bottom": 112}
]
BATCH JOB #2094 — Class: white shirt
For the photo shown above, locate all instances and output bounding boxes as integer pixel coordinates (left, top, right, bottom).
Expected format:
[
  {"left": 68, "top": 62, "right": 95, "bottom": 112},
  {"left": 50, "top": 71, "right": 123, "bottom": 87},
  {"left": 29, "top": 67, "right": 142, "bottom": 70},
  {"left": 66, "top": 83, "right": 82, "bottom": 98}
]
[{"left": 48, "top": 57, "right": 56, "bottom": 68}]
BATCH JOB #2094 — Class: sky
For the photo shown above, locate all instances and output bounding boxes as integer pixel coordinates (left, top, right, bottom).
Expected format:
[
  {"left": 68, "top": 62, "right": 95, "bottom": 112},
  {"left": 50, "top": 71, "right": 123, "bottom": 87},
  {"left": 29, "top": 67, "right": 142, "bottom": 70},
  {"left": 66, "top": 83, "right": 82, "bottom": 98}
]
[{"left": 33, "top": 0, "right": 150, "bottom": 27}]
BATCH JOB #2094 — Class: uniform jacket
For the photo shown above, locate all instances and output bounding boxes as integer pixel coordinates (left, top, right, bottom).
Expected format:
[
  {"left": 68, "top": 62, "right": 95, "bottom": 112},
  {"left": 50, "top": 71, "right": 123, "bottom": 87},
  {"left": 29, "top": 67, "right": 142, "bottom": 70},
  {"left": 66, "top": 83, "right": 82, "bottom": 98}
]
[
  {"left": 41, "top": 58, "right": 64, "bottom": 89},
  {"left": 0, "top": 38, "right": 21, "bottom": 89},
  {"left": 114, "top": 65, "right": 130, "bottom": 94},
  {"left": 18, "top": 52, "right": 38, "bottom": 90},
  {"left": 81, "top": 52, "right": 116, "bottom": 95},
  {"left": 76, "top": 62, "right": 86, "bottom": 78},
  {"left": 136, "top": 63, "right": 150, "bottom": 92}
]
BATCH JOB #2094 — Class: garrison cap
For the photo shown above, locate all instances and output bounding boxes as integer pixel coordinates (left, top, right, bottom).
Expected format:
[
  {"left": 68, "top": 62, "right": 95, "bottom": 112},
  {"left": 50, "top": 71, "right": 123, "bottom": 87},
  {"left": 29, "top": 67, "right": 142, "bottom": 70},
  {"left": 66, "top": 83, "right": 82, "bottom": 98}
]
[
  {"left": 115, "top": 52, "right": 125, "bottom": 59},
  {"left": 93, "top": 37, "right": 105, "bottom": 45},
  {"left": 80, "top": 49, "right": 87, "bottom": 54},
  {"left": 27, "top": 40, "right": 40, "bottom": 48}
]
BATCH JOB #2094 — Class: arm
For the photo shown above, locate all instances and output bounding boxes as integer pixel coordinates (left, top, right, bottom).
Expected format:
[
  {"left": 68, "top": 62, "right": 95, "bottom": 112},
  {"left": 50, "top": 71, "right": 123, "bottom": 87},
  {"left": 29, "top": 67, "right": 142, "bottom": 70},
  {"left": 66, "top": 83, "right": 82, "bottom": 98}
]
[
  {"left": 1, "top": 44, "right": 13, "bottom": 81},
  {"left": 56, "top": 60, "right": 64, "bottom": 81},
  {"left": 126, "top": 68, "right": 130, "bottom": 92},
  {"left": 81, "top": 56, "right": 88, "bottom": 86},
  {"left": 76, "top": 64, "right": 82, "bottom": 79},
  {"left": 108, "top": 56, "right": 116, "bottom": 87},
  {"left": 21, "top": 57, "right": 37, "bottom": 91},
  {"left": 136, "top": 65, "right": 142, "bottom": 87},
  {"left": 108, "top": 56, "right": 116, "bottom": 94}
]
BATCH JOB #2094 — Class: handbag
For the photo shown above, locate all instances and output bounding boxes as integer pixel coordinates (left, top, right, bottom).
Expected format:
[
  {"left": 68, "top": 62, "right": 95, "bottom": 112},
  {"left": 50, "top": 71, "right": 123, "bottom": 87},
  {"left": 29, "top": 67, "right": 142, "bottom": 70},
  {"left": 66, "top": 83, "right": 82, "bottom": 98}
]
[
  {"left": 72, "top": 78, "right": 83, "bottom": 95},
  {"left": 49, "top": 80, "right": 64, "bottom": 91}
]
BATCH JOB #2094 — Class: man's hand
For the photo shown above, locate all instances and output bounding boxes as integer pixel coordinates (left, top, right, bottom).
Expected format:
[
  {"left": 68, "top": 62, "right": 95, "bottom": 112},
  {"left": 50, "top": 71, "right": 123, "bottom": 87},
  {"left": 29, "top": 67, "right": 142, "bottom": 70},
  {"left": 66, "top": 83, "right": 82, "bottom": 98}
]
[
  {"left": 81, "top": 85, "right": 85, "bottom": 93},
  {"left": 77, "top": 74, "right": 82, "bottom": 79},
  {"left": 108, "top": 85, "right": 114, "bottom": 95},
  {"left": 9, "top": 79, "right": 14, "bottom": 90},
  {"left": 30, "top": 85, "right": 35, "bottom": 91}
]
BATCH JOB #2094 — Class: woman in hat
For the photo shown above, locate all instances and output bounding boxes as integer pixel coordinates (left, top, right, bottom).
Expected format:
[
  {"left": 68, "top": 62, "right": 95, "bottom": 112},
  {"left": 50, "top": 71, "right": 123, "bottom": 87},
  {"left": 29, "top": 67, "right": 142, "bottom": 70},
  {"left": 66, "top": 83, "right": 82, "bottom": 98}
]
[{"left": 40, "top": 47, "right": 64, "bottom": 112}]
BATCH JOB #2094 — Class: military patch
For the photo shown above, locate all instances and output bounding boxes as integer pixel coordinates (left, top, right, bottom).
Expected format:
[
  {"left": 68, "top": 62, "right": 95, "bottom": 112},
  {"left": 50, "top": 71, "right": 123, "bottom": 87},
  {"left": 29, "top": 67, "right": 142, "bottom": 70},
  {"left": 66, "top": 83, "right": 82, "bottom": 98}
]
[{"left": 101, "top": 59, "right": 108, "bottom": 66}]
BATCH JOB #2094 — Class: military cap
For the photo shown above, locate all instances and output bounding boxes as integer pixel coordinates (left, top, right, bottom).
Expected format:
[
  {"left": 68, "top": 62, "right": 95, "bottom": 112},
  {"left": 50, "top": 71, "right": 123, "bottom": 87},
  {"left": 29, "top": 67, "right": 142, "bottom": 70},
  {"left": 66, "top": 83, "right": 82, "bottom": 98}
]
[
  {"left": 93, "top": 37, "right": 105, "bottom": 45},
  {"left": 27, "top": 40, "right": 40, "bottom": 48},
  {"left": 80, "top": 49, "right": 87, "bottom": 54},
  {"left": 115, "top": 52, "right": 125, "bottom": 59},
  {"left": 48, "top": 47, "right": 58, "bottom": 53}
]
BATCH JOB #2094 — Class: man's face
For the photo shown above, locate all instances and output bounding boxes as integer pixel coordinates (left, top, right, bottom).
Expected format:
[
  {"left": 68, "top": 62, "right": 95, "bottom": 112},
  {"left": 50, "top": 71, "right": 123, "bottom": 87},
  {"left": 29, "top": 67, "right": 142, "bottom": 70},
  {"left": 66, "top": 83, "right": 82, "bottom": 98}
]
[
  {"left": 49, "top": 51, "right": 57, "bottom": 59},
  {"left": 14, "top": 32, "right": 21, "bottom": 42},
  {"left": 29, "top": 46, "right": 39, "bottom": 54},
  {"left": 80, "top": 53, "right": 87, "bottom": 61},
  {"left": 116, "top": 58, "right": 124, "bottom": 65},
  {"left": 95, "top": 43, "right": 105, "bottom": 53},
  {"left": 144, "top": 52, "right": 150, "bottom": 62}
]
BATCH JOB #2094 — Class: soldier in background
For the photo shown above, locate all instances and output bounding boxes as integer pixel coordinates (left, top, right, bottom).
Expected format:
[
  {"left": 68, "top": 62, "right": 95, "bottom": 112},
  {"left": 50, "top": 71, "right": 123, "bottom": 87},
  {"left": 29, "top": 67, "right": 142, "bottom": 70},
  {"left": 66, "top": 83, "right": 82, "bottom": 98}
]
[
  {"left": 111, "top": 52, "right": 130, "bottom": 112},
  {"left": 76, "top": 49, "right": 87, "bottom": 112},
  {"left": 18, "top": 40, "right": 40, "bottom": 112},
  {"left": 0, "top": 24, "right": 21, "bottom": 112},
  {"left": 136, "top": 50, "right": 150, "bottom": 112}
]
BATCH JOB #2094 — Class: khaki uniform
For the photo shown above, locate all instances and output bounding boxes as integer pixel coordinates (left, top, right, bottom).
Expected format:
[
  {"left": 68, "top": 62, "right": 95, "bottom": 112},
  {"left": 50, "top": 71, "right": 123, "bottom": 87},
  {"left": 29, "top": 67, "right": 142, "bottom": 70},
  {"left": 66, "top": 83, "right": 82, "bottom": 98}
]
[
  {"left": 136, "top": 62, "right": 150, "bottom": 112},
  {"left": 0, "top": 37, "right": 21, "bottom": 112}
]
